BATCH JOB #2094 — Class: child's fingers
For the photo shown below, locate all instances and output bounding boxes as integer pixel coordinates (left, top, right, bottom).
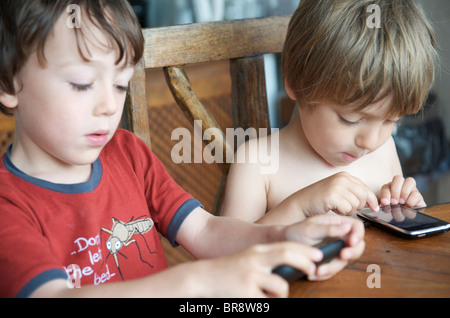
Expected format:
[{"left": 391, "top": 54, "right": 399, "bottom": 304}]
[
  {"left": 381, "top": 176, "right": 425, "bottom": 209},
  {"left": 261, "top": 274, "right": 289, "bottom": 298},
  {"left": 261, "top": 242, "right": 322, "bottom": 274},
  {"left": 404, "top": 189, "right": 426, "bottom": 208},
  {"left": 328, "top": 182, "right": 378, "bottom": 215},
  {"left": 311, "top": 241, "right": 365, "bottom": 281},
  {"left": 345, "top": 184, "right": 378, "bottom": 213},
  {"left": 330, "top": 192, "right": 360, "bottom": 215},
  {"left": 346, "top": 174, "right": 379, "bottom": 211},
  {"left": 398, "top": 177, "right": 416, "bottom": 204},
  {"left": 388, "top": 175, "right": 405, "bottom": 204},
  {"left": 365, "top": 189, "right": 380, "bottom": 212},
  {"left": 380, "top": 183, "right": 392, "bottom": 206},
  {"left": 221, "top": 242, "right": 322, "bottom": 297},
  {"left": 307, "top": 214, "right": 365, "bottom": 242},
  {"left": 341, "top": 240, "right": 365, "bottom": 260},
  {"left": 312, "top": 258, "right": 348, "bottom": 281}
]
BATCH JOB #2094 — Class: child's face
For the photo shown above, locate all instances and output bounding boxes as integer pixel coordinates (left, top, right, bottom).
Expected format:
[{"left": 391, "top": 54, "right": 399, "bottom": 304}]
[
  {"left": 298, "top": 96, "right": 399, "bottom": 167},
  {"left": 7, "top": 14, "right": 134, "bottom": 170}
]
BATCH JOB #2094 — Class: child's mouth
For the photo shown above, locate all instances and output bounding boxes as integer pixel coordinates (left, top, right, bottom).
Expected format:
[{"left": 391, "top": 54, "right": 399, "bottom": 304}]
[
  {"left": 86, "top": 130, "right": 109, "bottom": 147},
  {"left": 342, "top": 152, "right": 359, "bottom": 162}
]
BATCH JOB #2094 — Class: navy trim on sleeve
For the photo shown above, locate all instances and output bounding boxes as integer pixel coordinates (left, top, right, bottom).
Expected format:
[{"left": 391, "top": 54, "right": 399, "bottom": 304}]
[
  {"left": 166, "top": 198, "right": 203, "bottom": 247},
  {"left": 16, "top": 269, "right": 68, "bottom": 298}
]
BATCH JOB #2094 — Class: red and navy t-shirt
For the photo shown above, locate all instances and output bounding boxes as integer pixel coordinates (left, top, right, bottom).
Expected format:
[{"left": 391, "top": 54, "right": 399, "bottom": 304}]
[{"left": 0, "top": 129, "right": 201, "bottom": 297}]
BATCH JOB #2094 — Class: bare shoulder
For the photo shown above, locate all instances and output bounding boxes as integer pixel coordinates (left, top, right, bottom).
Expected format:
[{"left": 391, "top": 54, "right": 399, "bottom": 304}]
[
  {"left": 222, "top": 131, "right": 283, "bottom": 219},
  {"left": 373, "top": 136, "right": 401, "bottom": 170},
  {"left": 232, "top": 129, "right": 281, "bottom": 173},
  {"left": 352, "top": 136, "right": 402, "bottom": 190},
  {"left": 384, "top": 135, "right": 403, "bottom": 174}
]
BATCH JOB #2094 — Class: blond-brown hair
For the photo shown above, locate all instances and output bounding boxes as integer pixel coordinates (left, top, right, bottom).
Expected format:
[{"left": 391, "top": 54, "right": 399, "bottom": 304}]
[{"left": 282, "top": 0, "right": 438, "bottom": 118}]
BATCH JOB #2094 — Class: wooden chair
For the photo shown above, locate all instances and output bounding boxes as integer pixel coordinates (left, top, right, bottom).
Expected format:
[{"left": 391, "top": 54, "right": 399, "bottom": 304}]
[
  {"left": 123, "top": 15, "right": 290, "bottom": 215},
  {"left": 0, "top": 116, "right": 14, "bottom": 156}
]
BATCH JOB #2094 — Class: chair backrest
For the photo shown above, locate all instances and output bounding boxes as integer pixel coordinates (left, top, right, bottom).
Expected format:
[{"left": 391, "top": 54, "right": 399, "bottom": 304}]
[
  {"left": 123, "top": 15, "right": 290, "bottom": 214},
  {"left": 0, "top": 116, "right": 14, "bottom": 156}
]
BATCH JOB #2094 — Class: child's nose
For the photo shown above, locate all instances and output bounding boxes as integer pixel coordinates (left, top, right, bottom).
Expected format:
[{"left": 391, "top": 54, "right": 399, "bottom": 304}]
[
  {"left": 94, "top": 86, "right": 118, "bottom": 116},
  {"left": 355, "top": 128, "right": 379, "bottom": 151}
]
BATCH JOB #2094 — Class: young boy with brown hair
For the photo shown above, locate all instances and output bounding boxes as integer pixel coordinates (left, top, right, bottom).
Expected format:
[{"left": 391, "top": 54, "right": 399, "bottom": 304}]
[
  {"left": 223, "top": 0, "right": 438, "bottom": 224},
  {"left": 0, "top": 0, "right": 365, "bottom": 298}
]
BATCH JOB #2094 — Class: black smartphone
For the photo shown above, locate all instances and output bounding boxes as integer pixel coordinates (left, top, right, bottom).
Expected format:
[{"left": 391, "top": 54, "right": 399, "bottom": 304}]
[
  {"left": 357, "top": 204, "right": 450, "bottom": 238},
  {"left": 272, "top": 238, "right": 345, "bottom": 282}
]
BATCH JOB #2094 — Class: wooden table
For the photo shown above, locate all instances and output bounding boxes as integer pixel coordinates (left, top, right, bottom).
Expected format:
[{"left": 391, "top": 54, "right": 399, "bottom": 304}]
[{"left": 289, "top": 203, "right": 450, "bottom": 298}]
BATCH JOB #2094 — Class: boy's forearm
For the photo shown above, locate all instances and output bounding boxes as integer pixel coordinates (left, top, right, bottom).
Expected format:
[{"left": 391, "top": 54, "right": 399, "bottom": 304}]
[
  {"left": 176, "top": 208, "right": 287, "bottom": 260},
  {"left": 196, "top": 216, "right": 287, "bottom": 259},
  {"left": 255, "top": 194, "right": 308, "bottom": 226},
  {"left": 32, "top": 262, "right": 209, "bottom": 298}
]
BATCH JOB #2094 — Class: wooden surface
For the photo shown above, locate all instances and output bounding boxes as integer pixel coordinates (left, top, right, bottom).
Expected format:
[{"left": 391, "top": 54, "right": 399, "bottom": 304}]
[
  {"left": 289, "top": 203, "right": 450, "bottom": 298},
  {"left": 230, "top": 55, "right": 270, "bottom": 134},
  {"left": 123, "top": 59, "right": 151, "bottom": 148},
  {"left": 142, "top": 15, "right": 290, "bottom": 68},
  {"left": 0, "top": 114, "right": 14, "bottom": 156}
]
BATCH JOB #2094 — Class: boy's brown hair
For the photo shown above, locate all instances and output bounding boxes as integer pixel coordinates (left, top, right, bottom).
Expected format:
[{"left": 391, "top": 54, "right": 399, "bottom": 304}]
[
  {"left": 282, "top": 0, "right": 438, "bottom": 118},
  {"left": 0, "top": 0, "right": 144, "bottom": 115}
]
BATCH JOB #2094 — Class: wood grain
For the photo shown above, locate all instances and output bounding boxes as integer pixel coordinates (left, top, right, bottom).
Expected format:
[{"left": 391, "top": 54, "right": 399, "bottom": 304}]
[{"left": 143, "top": 15, "right": 290, "bottom": 68}]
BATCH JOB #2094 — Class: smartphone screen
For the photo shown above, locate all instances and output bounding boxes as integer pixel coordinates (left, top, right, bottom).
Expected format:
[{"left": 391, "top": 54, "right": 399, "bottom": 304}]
[{"left": 357, "top": 204, "right": 450, "bottom": 238}]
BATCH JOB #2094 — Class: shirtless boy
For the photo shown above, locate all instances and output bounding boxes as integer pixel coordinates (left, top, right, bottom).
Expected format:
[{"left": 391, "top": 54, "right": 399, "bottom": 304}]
[{"left": 222, "top": 0, "right": 438, "bottom": 225}]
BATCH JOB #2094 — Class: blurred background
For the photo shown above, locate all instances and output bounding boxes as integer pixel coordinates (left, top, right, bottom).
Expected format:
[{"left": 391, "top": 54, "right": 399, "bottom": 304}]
[{"left": 0, "top": 0, "right": 448, "bottom": 208}]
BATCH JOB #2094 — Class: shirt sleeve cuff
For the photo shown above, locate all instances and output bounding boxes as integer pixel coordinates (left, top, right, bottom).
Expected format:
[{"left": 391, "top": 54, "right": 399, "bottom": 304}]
[{"left": 17, "top": 269, "right": 68, "bottom": 298}]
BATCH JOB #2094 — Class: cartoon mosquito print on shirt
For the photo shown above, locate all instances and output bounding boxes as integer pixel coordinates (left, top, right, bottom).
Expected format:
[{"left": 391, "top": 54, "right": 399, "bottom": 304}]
[{"left": 101, "top": 216, "right": 156, "bottom": 280}]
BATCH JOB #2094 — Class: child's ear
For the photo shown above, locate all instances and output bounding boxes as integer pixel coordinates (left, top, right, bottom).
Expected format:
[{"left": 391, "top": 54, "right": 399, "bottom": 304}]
[
  {"left": 283, "top": 78, "right": 298, "bottom": 102},
  {"left": 0, "top": 92, "right": 18, "bottom": 109}
]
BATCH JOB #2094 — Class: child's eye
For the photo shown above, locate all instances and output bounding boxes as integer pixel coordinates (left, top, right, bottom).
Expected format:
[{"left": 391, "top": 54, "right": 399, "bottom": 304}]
[
  {"left": 114, "top": 85, "right": 129, "bottom": 93},
  {"left": 339, "top": 115, "right": 360, "bottom": 126},
  {"left": 384, "top": 119, "right": 399, "bottom": 125},
  {"left": 70, "top": 83, "right": 93, "bottom": 91}
]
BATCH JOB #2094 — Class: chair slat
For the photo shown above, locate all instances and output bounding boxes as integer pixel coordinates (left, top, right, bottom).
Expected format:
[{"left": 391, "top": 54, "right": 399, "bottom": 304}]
[
  {"left": 164, "top": 66, "right": 233, "bottom": 174},
  {"left": 123, "top": 59, "right": 152, "bottom": 148},
  {"left": 143, "top": 15, "right": 290, "bottom": 68},
  {"left": 231, "top": 55, "right": 270, "bottom": 135}
]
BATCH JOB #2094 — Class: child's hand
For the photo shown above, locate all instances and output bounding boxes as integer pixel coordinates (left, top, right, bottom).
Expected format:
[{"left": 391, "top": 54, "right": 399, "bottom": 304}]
[
  {"left": 197, "top": 214, "right": 365, "bottom": 297},
  {"left": 193, "top": 241, "right": 322, "bottom": 298},
  {"left": 380, "top": 175, "right": 426, "bottom": 208},
  {"left": 285, "top": 214, "right": 365, "bottom": 280},
  {"left": 297, "top": 172, "right": 379, "bottom": 217}
]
